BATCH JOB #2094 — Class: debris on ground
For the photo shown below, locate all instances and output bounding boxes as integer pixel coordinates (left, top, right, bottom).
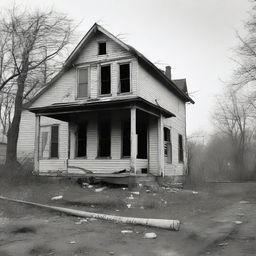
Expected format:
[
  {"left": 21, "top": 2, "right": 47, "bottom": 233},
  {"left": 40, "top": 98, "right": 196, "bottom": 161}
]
[
  {"left": 239, "top": 200, "right": 249, "bottom": 204},
  {"left": 131, "top": 191, "right": 140, "bottom": 195},
  {"left": 95, "top": 186, "right": 107, "bottom": 192},
  {"left": 108, "top": 251, "right": 115, "bottom": 255},
  {"left": 234, "top": 220, "right": 243, "bottom": 224},
  {"left": 127, "top": 204, "right": 132, "bottom": 208},
  {"left": 144, "top": 232, "right": 157, "bottom": 239},
  {"left": 218, "top": 242, "right": 228, "bottom": 246},
  {"left": 75, "top": 218, "right": 88, "bottom": 225},
  {"left": 88, "top": 185, "right": 94, "bottom": 189},
  {"left": 121, "top": 230, "right": 133, "bottom": 234},
  {"left": 51, "top": 195, "right": 63, "bottom": 200},
  {"left": 127, "top": 195, "right": 134, "bottom": 200},
  {"left": 146, "top": 190, "right": 151, "bottom": 193},
  {"left": 68, "top": 241, "right": 76, "bottom": 244},
  {"left": 192, "top": 191, "right": 199, "bottom": 195}
]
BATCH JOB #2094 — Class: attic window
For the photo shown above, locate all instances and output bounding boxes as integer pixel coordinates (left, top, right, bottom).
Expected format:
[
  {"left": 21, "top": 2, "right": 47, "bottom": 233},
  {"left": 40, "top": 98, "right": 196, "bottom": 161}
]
[{"left": 98, "top": 42, "right": 106, "bottom": 55}]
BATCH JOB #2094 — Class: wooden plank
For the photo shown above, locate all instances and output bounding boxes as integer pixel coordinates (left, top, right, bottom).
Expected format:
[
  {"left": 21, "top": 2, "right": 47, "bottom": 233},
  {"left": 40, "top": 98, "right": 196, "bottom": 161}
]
[
  {"left": 158, "top": 114, "right": 164, "bottom": 176},
  {"left": 34, "top": 115, "right": 40, "bottom": 173},
  {"left": 130, "top": 106, "right": 137, "bottom": 173}
]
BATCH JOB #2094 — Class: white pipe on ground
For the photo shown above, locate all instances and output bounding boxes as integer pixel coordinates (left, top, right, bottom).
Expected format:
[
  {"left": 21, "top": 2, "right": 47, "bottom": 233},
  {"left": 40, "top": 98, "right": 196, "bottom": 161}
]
[{"left": 0, "top": 195, "right": 180, "bottom": 231}]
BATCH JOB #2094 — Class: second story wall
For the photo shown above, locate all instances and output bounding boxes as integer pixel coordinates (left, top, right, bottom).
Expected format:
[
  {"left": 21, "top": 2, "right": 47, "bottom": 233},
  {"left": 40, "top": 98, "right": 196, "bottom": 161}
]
[{"left": 31, "top": 31, "right": 138, "bottom": 109}]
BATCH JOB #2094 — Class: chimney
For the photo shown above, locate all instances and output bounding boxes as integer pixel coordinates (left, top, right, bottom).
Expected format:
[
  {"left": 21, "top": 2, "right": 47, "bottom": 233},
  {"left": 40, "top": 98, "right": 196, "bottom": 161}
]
[{"left": 165, "top": 66, "right": 171, "bottom": 80}]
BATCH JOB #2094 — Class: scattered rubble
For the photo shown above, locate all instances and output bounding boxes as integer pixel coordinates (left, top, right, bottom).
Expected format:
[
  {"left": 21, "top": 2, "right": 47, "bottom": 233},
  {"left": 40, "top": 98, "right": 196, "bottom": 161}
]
[
  {"left": 234, "top": 220, "right": 243, "bottom": 225},
  {"left": 51, "top": 195, "right": 63, "bottom": 200},
  {"left": 95, "top": 186, "right": 107, "bottom": 192},
  {"left": 239, "top": 200, "right": 249, "bottom": 204},
  {"left": 131, "top": 192, "right": 140, "bottom": 195},
  {"left": 121, "top": 230, "right": 133, "bottom": 234},
  {"left": 144, "top": 232, "right": 157, "bottom": 239}
]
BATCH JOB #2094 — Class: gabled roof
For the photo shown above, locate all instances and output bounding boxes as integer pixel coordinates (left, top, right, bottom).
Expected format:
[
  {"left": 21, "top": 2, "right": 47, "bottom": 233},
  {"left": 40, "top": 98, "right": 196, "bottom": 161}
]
[{"left": 25, "top": 23, "right": 194, "bottom": 108}]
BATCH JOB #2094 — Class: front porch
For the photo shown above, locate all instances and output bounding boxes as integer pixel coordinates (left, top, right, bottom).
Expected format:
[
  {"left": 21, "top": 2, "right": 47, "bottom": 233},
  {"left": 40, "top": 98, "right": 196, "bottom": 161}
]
[{"left": 30, "top": 97, "right": 174, "bottom": 179}]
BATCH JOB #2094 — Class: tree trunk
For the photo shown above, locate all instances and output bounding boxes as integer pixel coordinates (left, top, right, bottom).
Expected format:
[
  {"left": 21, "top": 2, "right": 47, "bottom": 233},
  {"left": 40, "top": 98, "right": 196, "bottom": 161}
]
[{"left": 5, "top": 74, "right": 26, "bottom": 166}]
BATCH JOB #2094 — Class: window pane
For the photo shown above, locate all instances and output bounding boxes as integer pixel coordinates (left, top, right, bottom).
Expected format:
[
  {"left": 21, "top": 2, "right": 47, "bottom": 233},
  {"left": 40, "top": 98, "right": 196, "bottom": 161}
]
[
  {"left": 101, "top": 66, "right": 111, "bottom": 94},
  {"left": 98, "top": 42, "right": 106, "bottom": 55},
  {"left": 78, "top": 69, "right": 88, "bottom": 98},
  {"left": 120, "top": 64, "right": 130, "bottom": 93},
  {"left": 40, "top": 127, "right": 51, "bottom": 159},
  {"left": 178, "top": 134, "right": 183, "bottom": 162},
  {"left": 51, "top": 126, "right": 59, "bottom": 158},
  {"left": 79, "top": 69, "right": 88, "bottom": 83}
]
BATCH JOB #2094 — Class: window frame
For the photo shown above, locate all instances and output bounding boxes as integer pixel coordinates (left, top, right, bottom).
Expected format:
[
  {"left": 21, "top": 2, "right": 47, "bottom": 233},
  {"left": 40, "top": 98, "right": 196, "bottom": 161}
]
[
  {"left": 164, "top": 127, "right": 172, "bottom": 163},
  {"left": 118, "top": 62, "right": 132, "bottom": 94},
  {"left": 98, "top": 41, "right": 107, "bottom": 55},
  {"left": 76, "top": 67, "right": 90, "bottom": 99},
  {"left": 39, "top": 124, "right": 59, "bottom": 159},
  {"left": 178, "top": 134, "right": 184, "bottom": 163},
  {"left": 99, "top": 64, "right": 112, "bottom": 96}
]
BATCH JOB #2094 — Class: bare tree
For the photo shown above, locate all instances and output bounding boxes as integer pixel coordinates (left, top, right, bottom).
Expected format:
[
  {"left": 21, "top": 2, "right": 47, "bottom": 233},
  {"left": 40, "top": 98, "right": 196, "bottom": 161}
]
[
  {"left": 0, "top": 7, "right": 74, "bottom": 166},
  {"left": 212, "top": 88, "right": 256, "bottom": 178}
]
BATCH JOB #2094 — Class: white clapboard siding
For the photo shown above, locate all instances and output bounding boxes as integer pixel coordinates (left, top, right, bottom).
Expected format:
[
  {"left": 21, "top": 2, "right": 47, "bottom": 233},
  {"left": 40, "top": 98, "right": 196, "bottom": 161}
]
[
  {"left": 148, "top": 116, "right": 159, "bottom": 175},
  {"left": 75, "top": 32, "right": 132, "bottom": 64},
  {"left": 137, "top": 63, "right": 187, "bottom": 176}
]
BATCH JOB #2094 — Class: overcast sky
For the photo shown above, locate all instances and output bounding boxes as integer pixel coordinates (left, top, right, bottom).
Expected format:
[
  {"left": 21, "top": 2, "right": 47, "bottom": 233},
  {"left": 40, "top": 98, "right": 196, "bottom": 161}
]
[{"left": 0, "top": 0, "right": 252, "bottom": 135}]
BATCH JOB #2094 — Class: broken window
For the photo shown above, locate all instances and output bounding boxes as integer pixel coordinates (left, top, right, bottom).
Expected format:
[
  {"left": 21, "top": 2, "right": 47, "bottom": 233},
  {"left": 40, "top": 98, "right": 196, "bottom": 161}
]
[
  {"left": 76, "top": 123, "right": 87, "bottom": 157},
  {"left": 98, "top": 42, "right": 106, "bottom": 55},
  {"left": 77, "top": 68, "right": 88, "bottom": 98},
  {"left": 164, "top": 127, "right": 172, "bottom": 163},
  {"left": 98, "top": 119, "right": 111, "bottom": 157},
  {"left": 39, "top": 126, "right": 51, "bottom": 159},
  {"left": 137, "top": 122, "right": 147, "bottom": 159},
  {"left": 50, "top": 125, "right": 59, "bottom": 158},
  {"left": 120, "top": 64, "right": 130, "bottom": 93},
  {"left": 39, "top": 125, "right": 59, "bottom": 159},
  {"left": 178, "top": 134, "right": 184, "bottom": 163},
  {"left": 100, "top": 65, "right": 111, "bottom": 95},
  {"left": 122, "top": 121, "right": 130, "bottom": 157}
]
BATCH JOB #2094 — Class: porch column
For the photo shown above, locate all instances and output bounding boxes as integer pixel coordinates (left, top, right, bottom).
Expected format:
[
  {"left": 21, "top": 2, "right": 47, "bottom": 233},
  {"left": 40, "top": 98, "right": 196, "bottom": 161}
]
[
  {"left": 130, "top": 106, "right": 137, "bottom": 174},
  {"left": 158, "top": 114, "right": 164, "bottom": 176},
  {"left": 34, "top": 114, "right": 41, "bottom": 174}
]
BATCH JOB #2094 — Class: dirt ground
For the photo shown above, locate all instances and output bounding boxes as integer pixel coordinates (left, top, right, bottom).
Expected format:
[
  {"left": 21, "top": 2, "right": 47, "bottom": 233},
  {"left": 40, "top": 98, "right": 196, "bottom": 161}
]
[{"left": 0, "top": 176, "right": 255, "bottom": 256}]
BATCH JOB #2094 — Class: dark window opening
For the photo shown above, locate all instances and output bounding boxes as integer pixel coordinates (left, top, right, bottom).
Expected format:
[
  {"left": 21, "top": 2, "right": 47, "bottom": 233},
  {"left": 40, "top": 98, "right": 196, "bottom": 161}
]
[
  {"left": 178, "top": 134, "right": 184, "bottom": 163},
  {"left": 76, "top": 123, "right": 87, "bottom": 157},
  {"left": 122, "top": 121, "right": 130, "bottom": 157},
  {"left": 120, "top": 64, "right": 130, "bottom": 93},
  {"left": 137, "top": 123, "right": 147, "bottom": 159},
  {"left": 50, "top": 125, "right": 59, "bottom": 158},
  {"left": 98, "top": 119, "right": 111, "bottom": 157},
  {"left": 101, "top": 65, "right": 111, "bottom": 95},
  {"left": 98, "top": 42, "right": 106, "bottom": 55},
  {"left": 164, "top": 127, "right": 172, "bottom": 163},
  {"left": 77, "top": 68, "right": 88, "bottom": 98}
]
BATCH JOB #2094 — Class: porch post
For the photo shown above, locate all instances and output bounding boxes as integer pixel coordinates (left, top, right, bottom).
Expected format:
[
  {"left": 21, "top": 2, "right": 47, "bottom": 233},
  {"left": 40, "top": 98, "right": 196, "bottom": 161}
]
[
  {"left": 34, "top": 114, "right": 40, "bottom": 174},
  {"left": 158, "top": 114, "right": 164, "bottom": 176},
  {"left": 130, "top": 106, "right": 137, "bottom": 174}
]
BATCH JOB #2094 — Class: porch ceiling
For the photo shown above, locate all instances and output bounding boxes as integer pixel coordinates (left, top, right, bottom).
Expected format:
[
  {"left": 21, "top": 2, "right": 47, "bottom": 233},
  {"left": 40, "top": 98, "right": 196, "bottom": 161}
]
[{"left": 28, "top": 96, "right": 175, "bottom": 121}]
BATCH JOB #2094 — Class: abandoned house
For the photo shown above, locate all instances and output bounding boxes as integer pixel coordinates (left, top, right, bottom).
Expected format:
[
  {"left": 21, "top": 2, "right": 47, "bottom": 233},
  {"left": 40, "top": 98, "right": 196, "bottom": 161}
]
[{"left": 17, "top": 23, "right": 194, "bottom": 184}]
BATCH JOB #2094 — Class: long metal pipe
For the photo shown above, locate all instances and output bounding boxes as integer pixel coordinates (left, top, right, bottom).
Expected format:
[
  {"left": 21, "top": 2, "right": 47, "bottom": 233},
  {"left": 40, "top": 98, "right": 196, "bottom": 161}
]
[{"left": 0, "top": 195, "right": 180, "bottom": 231}]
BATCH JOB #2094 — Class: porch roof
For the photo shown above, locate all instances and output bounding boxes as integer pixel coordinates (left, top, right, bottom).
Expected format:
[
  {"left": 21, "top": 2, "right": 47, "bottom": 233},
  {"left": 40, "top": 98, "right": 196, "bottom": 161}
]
[{"left": 29, "top": 96, "right": 175, "bottom": 120}]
